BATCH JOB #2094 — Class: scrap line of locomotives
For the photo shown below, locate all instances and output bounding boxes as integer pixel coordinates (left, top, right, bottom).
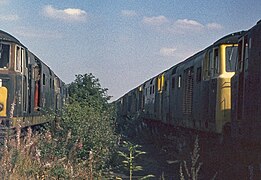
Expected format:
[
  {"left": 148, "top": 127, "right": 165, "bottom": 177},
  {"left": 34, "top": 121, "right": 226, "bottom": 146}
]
[
  {"left": 0, "top": 30, "right": 67, "bottom": 137},
  {"left": 116, "top": 20, "right": 261, "bottom": 144}
]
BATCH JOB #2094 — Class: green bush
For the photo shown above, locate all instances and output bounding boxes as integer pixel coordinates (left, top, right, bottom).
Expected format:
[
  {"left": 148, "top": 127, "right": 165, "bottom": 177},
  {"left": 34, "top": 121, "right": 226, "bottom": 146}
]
[{"left": 56, "top": 73, "right": 118, "bottom": 175}]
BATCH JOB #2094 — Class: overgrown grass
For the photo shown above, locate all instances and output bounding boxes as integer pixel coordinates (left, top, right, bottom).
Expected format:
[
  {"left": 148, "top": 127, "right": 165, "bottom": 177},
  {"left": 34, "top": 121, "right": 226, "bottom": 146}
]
[
  {"left": 0, "top": 124, "right": 95, "bottom": 179},
  {"left": 0, "top": 104, "right": 118, "bottom": 179}
]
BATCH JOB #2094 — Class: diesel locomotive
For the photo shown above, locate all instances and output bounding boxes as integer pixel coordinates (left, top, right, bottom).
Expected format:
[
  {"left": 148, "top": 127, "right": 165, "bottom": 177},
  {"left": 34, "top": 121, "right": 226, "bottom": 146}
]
[
  {"left": 117, "top": 31, "right": 242, "bottom": 135},
  {"left": 116, "top": 20, "right": 261, "bottom": 142},
  {"left": 0, "top": 30, "right": 66, "bottom": 134}
]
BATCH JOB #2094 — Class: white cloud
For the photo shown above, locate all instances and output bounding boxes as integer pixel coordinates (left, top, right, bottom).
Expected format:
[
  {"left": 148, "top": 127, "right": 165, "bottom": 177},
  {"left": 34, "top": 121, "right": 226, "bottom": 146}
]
[
  {"left": 160, "top": 47, "right": 177, "bottom": 57},
  {"left": 207, "top": 22, "right": 223, "bottom": 30},
  {"left": 43, "top": 5, "right": 87, "bottom": 22},
  {"left": 0, "top": 14, "right": 19, "bottom": 21},
  {"left": 121, "top": 10, "right": 137, "bottom": 17},
  {"left": 175, "top": 19, "right": 204, "bottom": 31},
  {"left": 143, "top": 15, "right": 169, "bottom": 26},
  {"left": 0, "top": 0, "right": 8, "bottom": 5},
  {"left": 166, "top": 19, "right": 223, "bottom": 34}
]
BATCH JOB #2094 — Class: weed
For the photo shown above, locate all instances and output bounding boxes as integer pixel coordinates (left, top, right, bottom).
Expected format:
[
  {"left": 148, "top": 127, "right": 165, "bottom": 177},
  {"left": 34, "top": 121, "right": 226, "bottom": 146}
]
[
  {"left": 179, "top": 136, "right": 203, "bottom": 180},
  {"left": 118, "top": 141, "right": 154, "bottom": 180}
]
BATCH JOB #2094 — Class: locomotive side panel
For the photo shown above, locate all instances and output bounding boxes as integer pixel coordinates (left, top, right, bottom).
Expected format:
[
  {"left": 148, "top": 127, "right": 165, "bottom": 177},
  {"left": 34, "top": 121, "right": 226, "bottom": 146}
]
[
  {"left": 232, "top": 22, "right": 261, "bottom": 143},
  {"left": 191, "top": 53, "right": 205, "bottom": 131},
  {"left": 172, "top": 64, "right": 185, "bottom": 126},
  {"left": 0, "top": 30, "right": 65, "bottom": 130},
  {"left": 161, "top": 70, "right": 171, "bottom": 124},
  {"left": 181, "top": 60, "right": 195, "bottom": 128},
  {"left": 169, "top": 66, "right": 177, "bottom": 126},
  {"left": 143, "top": 78, "right": 156, "bottom": 120}
]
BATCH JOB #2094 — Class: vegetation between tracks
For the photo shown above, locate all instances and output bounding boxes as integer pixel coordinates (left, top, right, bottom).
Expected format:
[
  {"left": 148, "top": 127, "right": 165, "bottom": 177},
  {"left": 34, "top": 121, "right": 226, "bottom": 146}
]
[{"left": 0, "top": 73, "right": 118, "bottom": 179}]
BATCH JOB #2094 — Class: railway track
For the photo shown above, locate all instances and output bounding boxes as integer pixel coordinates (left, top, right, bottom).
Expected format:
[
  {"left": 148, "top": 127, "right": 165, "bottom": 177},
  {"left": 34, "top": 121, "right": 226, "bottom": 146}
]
[{"left": 118, "top": 116, "right": 261, "bottom": 179}]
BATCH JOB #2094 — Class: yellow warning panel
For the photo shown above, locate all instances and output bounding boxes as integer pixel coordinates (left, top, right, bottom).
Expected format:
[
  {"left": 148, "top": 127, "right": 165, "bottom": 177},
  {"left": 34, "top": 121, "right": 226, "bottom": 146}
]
[{"left": 0, "top": 86, "right": 8, "bottom": 117}]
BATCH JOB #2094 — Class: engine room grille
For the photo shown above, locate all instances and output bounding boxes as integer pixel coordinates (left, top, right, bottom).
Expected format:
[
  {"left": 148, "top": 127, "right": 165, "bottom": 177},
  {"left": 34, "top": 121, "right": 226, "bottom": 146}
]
[{"left": 183, "top": 67, "right": 194, "bottom": 115}]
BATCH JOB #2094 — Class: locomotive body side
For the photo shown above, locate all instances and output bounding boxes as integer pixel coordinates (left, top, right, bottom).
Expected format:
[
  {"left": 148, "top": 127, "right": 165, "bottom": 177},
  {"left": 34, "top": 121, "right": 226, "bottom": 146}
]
[
  {"left": 0, "top": 30, "right": 65, "bottom": 131},
  {"left": 116, "top": 32, "right": 243, "bottom": 136},
  {"left": 232, "top": 21, "right": 261, "bottom": 143}
]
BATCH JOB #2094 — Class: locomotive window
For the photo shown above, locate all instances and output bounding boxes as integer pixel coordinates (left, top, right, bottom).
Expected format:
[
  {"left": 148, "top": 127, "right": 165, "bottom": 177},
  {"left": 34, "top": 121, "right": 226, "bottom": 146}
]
[
  {"left": 203, "top": 53, "right": 209, "bottom": 80},
  {"left": 157, "top": 74, "right": 164, "bottom": 92},
  {"left": 208, "top": 50, "right": 213, "bottom": 77},
  {"left": 178, "top": 75, "right": 181, "bottom": 88},
  {"left": 244, "top": 41, "right": 249, "bottom": 72},
  {"left": 54, "top": 77, "right": 60, "bottom": 93},
  {"left": 23, "top": 75, "right": 27, "bottom": 112},
  {"left": 0, "top": 44, "right": 10, "bottom": 69},
  {"left": 226, "top": 46, "right": 238, "bottom": 72},
  {"left": 21, "top": 48, "right": 25, "bottom": 68},
  {"left": 158, "top": 77, "right": 162, "bottom": 92},
  {"left": 16, "top": 46, "right": 21, "bottom": 72},
  {"left": 43, "top": 73, "right": 46, "bottom": 85},
  {"left": 213, "top": 49, "right": 219, "bottom": 75}
]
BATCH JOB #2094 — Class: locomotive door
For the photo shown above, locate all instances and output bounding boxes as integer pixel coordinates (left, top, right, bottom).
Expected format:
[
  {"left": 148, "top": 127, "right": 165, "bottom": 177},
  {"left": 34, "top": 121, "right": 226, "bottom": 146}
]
[
  {"left": 157, "top": 74, "right": 164, "bottom": 120},
  {"left": 22, "top": 49, "right": 28, "bottom": 115},
  {"left": 237, "top": 37, "right": 247, "bottom": 120},
  {"left": 162, "top": 78, "right": 170, "bottom": 124}
]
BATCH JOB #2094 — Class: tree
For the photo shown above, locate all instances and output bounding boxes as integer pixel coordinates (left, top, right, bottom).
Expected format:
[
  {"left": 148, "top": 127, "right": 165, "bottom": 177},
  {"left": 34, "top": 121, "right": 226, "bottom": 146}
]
[
  {"left": 68, "top": 73, "right": 111, "bottom": 110},
  {"left": 39, "top": 73, "right": 118, "bottom": 177}
]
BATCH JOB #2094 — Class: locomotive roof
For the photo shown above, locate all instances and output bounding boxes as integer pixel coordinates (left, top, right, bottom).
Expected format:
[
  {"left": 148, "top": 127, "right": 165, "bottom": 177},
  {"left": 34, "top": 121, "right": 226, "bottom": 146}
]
[
  {"left": 213, "top": 31, "right": 245, "bottom": 45},
  {"left": 0, "top": 30, "right": 23, "bottom": 45},
  {"left": 125, "top": 31, "right": 246, "bottom": 96}
]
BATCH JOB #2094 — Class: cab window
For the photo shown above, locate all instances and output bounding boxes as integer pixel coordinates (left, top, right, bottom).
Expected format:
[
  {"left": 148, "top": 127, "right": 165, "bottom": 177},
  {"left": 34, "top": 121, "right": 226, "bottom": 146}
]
[
  {"left": 203, "top": 53, "right": 210, "bottom": 80},
  {"left": 0, "top": 44, "right": 10, "bottom": 69},
  {"left": 226, "top": 46, "right": 238, "bottom": 72},
  {"left": 16, "top": 46, "right": 24, "bottom": 72},
  {"left": 213, "top": 48, "right": 219, "bottom": 75},
  {"left": 203, "top": 48, "right": 219, "bottom": 79},
  {"left": 208, "top": 50, "right": 213, "bottom": 76}
]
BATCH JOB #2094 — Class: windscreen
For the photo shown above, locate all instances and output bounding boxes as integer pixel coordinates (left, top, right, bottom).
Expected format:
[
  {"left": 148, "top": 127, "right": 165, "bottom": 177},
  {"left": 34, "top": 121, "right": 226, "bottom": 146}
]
[{"left": 226, "top": 46, "right": 238, "bottom": 72}]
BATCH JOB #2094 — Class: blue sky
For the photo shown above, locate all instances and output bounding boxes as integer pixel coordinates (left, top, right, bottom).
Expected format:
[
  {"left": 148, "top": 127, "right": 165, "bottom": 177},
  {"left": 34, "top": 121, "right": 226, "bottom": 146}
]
[{"left": 0, "top": 0, "right": 260, "bottom": 101}]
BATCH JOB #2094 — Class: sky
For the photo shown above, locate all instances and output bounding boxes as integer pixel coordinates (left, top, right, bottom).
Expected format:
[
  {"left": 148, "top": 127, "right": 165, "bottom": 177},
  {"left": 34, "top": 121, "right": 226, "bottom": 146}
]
[{"left": 0, "top": 0, "right": 260, "bottom": 101}]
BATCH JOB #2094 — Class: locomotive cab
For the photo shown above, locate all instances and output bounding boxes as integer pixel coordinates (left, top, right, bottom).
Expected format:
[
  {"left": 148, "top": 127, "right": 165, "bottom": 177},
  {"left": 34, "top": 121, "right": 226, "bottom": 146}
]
[
  {"left": 0, "top": 43, "right": 10, "bottom": 118},
  {"left": 203, "top": 33, "right": 241, "bottom": 134},
  {"left": 215, "top": 44, "right": 238, "bottom": 134},
  {"left": 0, "top": 34, "right": 28, "bottom": 128}
]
